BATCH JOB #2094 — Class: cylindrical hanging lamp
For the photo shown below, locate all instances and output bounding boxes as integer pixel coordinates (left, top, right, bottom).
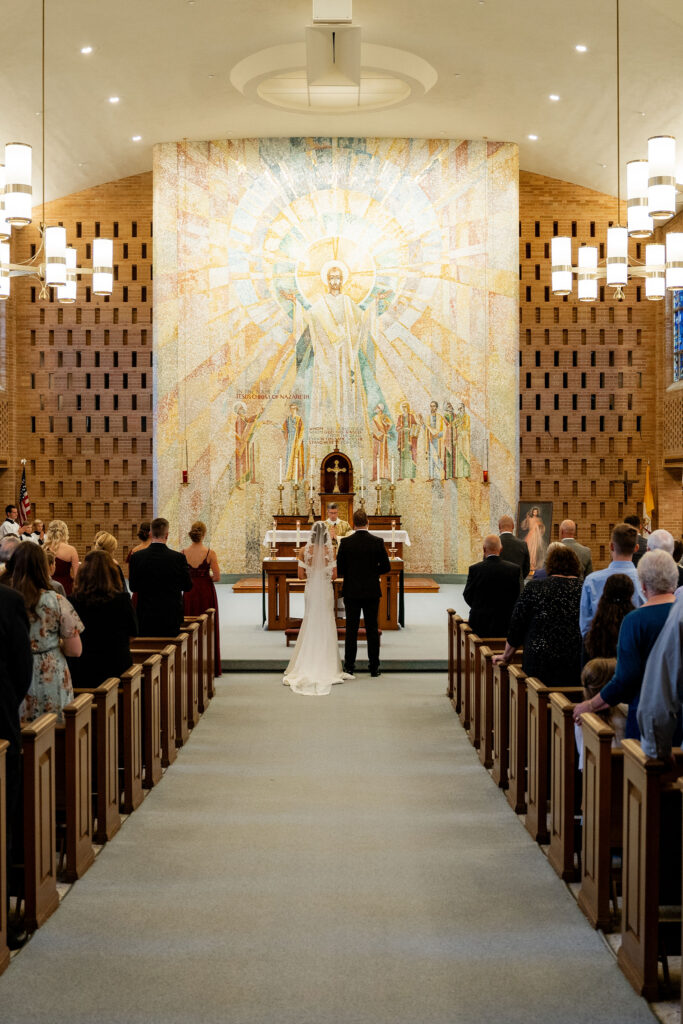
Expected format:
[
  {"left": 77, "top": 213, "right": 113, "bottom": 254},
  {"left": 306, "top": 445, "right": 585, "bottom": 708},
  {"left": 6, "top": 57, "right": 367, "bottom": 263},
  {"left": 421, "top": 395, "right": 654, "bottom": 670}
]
[
  {"left": 606, "top": 226, "right": 628, "bottom": 286},
  {"left": 92, "top": 237, "right": 113, "bottom": 295},
  {"left": 648, "top": 136, "right": 677, "bottom": 220},
  {"left": 645, "top": 243, "right": 665, "bottom": 300},
  {"left": 0, "top": 241, "right": 10, "bottom": 300},
  {"left": 551, "top": 236, "right": 572, "bottom": 295},
  {"left": 626, "top": 160, "right": 653, "bottom": 238},
  {"left": 666, "top": 232, "right": 683, "bottom": 291},
  {"left": 0, "top": 164, "right": 11, "bottom": 241},
  {"left": 4, "top": 143, "right": 32, "bottom": 226},
  {"left": 44, "top": 225, "right": 67, "bottom": 286},
  {"left": 57, "top": 246, "right": 77, "bottom": 303},
  {"left": 577, "top": 245, "right": 598, "bottom": 302}
]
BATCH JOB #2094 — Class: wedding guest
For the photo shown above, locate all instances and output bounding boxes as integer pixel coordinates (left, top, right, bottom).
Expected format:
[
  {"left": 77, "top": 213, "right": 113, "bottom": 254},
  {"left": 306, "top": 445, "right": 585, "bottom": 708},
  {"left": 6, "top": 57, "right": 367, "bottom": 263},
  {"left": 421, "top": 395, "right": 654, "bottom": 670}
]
[
  {"left": 559, "top": 519, "right": 593, "bottom": 579},
  {"left": 128, "top": 522, "right": 152, "bottom": 561},
  {"left": 129, "top": 517, "right": 192, "bottom": 637},
  {"left": 44, "top": 519, "right": 80, "bottom": 595},
  {"left": 584, "top": 574, "right": 635, "bottom": 661},
  {"left": 647, "top": 528, "right": 683, "bottom": 587},
  {"left": 0, "top": 504, "right": 32, "bottom": 540},
  {"left": 93, "top": 530, "right": 126, "bottom": 588},
  {"left": 573, "top": 549, "right": 678, "bottom": 740},
  {"left": 69, "top": 550, "right": 138, "bottom": 688},
  {"left": 574, "top": 657, "right": 626, "bottom": 770},
  {"left": 579, "top": 523, "right": 644, "bottom": 637},
  {"left": 493, "top": 544, "right": 582, "bottom": 685},
  {"left": 44, "top": 548, "right": 67, "bottom": 596},
  {"left": 498, "top": 515, "right": 530, "bottom": 580},
  {"left": 182, "top": 521, "right": 222, "bottom": 677},
  {"left": 9, "top": 543, "right": 83, "bottom": 723},
  {"left": 624, "top": 513, "right": 647, "bottom": 566},
  {"left": 463, "top": 534, "right": 522, "bottom": 637},
  {"left": 0, "top": 535, "right": 20, "bottom": 582}
]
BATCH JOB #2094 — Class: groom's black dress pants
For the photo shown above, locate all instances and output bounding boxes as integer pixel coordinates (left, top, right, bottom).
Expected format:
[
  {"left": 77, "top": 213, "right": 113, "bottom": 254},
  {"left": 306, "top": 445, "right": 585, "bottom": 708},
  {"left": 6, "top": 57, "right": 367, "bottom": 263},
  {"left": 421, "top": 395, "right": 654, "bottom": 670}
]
[{"left": 343, "top": 597, "right": 380, "bottom": 672}]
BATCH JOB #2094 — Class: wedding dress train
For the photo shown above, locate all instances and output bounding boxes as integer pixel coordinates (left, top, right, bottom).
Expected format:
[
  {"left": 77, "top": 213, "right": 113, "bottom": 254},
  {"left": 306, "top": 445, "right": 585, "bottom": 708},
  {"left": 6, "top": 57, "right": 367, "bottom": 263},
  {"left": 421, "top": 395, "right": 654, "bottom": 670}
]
[{"left": 283, "top": 523, "right": 346, "bottom": 696}]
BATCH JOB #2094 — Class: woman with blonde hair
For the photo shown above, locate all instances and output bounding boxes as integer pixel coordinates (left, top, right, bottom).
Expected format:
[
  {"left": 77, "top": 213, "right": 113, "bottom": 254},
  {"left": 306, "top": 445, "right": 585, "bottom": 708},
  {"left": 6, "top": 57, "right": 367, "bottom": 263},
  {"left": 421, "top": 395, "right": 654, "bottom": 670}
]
[
  {"left": 93, "top": 530, "right": 126, "bottom": 588},
  {"left": 44, "top": 519, "right": 79, "bottom": 596},
  {"left": 182, "top": 521, "right": 222, "bottom": 677}
]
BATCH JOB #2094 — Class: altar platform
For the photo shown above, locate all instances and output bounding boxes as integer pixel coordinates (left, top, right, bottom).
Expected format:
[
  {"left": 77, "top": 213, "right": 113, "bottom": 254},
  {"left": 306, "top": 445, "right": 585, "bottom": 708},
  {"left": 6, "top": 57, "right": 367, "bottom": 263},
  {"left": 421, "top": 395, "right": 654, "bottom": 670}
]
[{"left": 216, "top": 582, "right": 468, "bottom": 674}]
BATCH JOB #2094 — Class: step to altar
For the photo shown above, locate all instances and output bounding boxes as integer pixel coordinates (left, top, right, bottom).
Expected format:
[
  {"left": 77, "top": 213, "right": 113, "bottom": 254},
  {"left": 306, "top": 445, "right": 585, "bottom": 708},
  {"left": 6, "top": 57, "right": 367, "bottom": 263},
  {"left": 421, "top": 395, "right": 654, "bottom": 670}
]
[{"left": 231, "top": 576, "right": 440, "bottom": 595}]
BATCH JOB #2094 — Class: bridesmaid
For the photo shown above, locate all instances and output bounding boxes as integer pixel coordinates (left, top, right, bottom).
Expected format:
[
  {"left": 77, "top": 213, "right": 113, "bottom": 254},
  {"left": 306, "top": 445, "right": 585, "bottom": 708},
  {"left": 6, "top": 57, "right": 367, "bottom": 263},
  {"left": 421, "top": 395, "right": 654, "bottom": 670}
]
[
  {"left": 126, "top": 522, "right": 151, "bottom": 607},
  {"left": 93, "top": 530, "right": 127, "bottom": 589},
  {"left": 44, "top": 519, "right": 80, "bottom": 596},
  {"left": 182, "top": 521, "right": 222, "bottom": 677}
]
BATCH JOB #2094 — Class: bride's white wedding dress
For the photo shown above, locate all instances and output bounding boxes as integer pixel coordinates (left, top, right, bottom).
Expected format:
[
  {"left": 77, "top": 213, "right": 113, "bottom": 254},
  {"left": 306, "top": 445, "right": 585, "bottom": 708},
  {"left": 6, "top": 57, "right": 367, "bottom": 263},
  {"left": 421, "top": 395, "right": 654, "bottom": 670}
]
[{"left": 283, "top": 523, "right": 347, "bottom": 696}]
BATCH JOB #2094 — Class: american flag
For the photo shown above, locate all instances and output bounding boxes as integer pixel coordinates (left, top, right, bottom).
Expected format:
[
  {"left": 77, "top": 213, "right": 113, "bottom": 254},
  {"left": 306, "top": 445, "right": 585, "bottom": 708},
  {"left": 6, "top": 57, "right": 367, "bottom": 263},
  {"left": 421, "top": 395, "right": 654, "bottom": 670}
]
[{"left": 18, "top": 463, "right": 31, "bottom": 526}]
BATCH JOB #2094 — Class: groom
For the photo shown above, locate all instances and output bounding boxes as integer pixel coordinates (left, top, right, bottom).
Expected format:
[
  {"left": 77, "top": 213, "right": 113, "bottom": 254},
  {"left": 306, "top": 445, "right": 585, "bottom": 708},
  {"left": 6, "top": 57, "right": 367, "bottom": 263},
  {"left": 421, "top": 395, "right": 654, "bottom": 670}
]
[{"left": 336, "top": 508, "right": 391, "bottom": 678}]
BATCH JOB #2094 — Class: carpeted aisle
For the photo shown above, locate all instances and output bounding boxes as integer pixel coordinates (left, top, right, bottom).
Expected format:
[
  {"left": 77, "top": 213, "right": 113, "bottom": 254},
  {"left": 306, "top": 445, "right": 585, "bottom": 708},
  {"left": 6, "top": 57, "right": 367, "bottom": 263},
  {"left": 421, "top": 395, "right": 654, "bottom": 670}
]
[{"left": 2, "top": 674, "right": 655, "bottom": 1024}]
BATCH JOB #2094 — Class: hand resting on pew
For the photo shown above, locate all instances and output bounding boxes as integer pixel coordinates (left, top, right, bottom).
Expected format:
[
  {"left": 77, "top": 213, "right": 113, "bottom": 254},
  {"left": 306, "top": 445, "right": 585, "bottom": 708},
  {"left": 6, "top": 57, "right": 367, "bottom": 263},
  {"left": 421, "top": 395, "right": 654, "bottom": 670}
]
[{"left": 492, "top": 642, "right": 515, "bottom": 667}]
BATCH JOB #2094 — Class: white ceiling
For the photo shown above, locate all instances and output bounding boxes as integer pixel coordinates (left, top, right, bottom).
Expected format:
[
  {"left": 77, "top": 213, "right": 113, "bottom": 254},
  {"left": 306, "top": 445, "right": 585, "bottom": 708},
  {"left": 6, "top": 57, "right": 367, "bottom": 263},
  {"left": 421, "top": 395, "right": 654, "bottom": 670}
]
[{"left": 2, "top": 0, "right": 683, "bottom": 206}]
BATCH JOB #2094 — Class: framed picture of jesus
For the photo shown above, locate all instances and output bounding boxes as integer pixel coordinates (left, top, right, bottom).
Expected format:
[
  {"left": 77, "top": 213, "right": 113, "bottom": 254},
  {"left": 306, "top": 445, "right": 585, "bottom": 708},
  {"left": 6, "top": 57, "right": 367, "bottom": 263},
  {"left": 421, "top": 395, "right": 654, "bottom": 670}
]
[{"left": 516, "top": 501, "right": 553, "bottom": 574}]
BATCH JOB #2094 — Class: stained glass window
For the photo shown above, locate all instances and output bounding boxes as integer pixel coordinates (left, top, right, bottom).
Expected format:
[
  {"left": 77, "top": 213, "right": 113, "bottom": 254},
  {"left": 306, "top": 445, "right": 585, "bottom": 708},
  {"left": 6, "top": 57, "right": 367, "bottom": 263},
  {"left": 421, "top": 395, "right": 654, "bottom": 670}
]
[{"left": 674, "top": 289, "right": 683, "bottom": 383}]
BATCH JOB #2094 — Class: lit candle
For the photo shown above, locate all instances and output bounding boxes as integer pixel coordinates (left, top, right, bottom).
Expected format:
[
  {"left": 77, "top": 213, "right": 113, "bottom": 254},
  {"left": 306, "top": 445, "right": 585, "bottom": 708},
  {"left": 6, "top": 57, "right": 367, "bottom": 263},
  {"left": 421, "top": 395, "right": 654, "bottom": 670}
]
[
  {"left": 309, "top": 463, "right": 313, "bottom": 498},
  {"left": 296, "top": 520, "right": 301, "bottom": 548},
  {"left": 391, "top": 519, "right": 396, "bottom": 549},
  {"left": 376, "top": 455, "right": 380, "bottom": 481},
  {"left": 273, "top": 518, "right": 277, "bottom": 548},
  {"left": 279, "top": 458, "right": 283, "bottom": 485},
  {"left": 391, "top": 458, "right": 395, "bottom": 485}
]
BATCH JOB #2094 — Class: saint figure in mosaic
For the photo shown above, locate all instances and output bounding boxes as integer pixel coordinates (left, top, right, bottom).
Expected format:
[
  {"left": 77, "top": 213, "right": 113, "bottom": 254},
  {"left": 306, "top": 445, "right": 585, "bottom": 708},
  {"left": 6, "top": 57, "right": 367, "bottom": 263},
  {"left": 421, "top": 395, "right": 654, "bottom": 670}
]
[
  {"left": 397, "top": 401, "right": 419, "bottom": 481},
  {"left": 283, "top": 402, "right": 305, "bottom": 481}
]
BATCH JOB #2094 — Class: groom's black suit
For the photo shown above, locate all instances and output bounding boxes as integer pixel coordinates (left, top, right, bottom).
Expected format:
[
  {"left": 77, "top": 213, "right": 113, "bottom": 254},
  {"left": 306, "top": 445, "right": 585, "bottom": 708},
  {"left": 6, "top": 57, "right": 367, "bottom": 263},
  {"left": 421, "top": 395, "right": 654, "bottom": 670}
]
[{"left": 336, "top": 528, "right": 391, "bottom": 675}]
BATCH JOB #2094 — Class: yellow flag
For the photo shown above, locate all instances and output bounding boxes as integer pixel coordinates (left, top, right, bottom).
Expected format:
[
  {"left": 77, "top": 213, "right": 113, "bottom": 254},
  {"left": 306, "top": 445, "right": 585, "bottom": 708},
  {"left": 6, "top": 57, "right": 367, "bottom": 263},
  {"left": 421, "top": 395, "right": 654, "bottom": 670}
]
[{"left": 642, "top": 463, "right": 654, "bottom": 533}]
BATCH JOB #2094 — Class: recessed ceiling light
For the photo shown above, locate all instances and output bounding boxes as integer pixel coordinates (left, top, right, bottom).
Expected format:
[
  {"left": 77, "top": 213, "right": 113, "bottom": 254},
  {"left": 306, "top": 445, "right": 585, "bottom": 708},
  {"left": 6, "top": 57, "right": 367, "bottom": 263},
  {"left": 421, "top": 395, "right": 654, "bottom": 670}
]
[
  {"left": 549, "top": 94, "right": 560, "bottom": 102},
  {"left": 109, "top": 96, "right": 120, "bottom": 104},
  {"left": 208, "top": 74, "right": 216, "bottom": 79},
  {"left": 598, "top": 162, "right": 607, "bottom": 168},
  {"left": 575, "top": 44, "right": 587, "bottom": 53},
  {"left": 528, "top": 134, "right": 538, "bottom": 141},
  {"left": 132, "top": 135, "right": 142, "bottom": 142},
  {"left": 81, "top": 46, "right": 93, "bottom": 55}
]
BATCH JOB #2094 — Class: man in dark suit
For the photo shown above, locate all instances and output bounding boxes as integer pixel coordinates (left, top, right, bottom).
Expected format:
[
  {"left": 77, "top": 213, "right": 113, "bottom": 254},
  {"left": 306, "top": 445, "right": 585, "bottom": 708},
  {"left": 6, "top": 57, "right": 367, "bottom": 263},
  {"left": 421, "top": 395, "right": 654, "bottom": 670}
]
[
  {"left": 0, "top": 585, "right": 32, "bottom": 947},
  {"left": 463, "top": 534, "right": 522, "bottom": 638},
  {"left": 336, "top": 508, "right": 391, "bottom": 678},
  {"left": 498, "top": 514, "right": 530, "bottom": 580},
  {"left": 559, "top": 518, "right": 593, "bottom": 578},
  {"left": 129, "top": 517, "right": 192, "bottom": 637}
]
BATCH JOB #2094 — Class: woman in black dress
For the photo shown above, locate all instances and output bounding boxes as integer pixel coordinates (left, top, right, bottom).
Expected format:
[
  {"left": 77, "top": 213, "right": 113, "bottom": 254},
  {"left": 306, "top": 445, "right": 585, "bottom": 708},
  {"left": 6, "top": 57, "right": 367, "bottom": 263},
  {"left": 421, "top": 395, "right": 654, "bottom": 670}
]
[
  {"left": 493, "top": 543, "right": 583, "bottom": 685},
  {"left": 69, "top": 550, "right": 138, "bottom": 688}
]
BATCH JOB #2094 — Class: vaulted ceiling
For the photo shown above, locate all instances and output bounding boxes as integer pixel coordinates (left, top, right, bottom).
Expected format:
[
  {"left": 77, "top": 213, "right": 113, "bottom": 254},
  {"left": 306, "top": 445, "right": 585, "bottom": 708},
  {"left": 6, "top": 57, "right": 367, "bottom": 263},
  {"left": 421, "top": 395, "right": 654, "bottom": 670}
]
[{"left": 2, "top": 0, "right": 683, "bottom": 205}]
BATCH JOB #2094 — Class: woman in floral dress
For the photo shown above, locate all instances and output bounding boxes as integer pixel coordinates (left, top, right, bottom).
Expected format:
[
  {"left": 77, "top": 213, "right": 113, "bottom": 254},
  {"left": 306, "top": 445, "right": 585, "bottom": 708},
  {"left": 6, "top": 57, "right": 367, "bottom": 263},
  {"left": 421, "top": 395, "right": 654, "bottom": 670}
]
[{"left": 9, "top": 543, "right": 83, "bottom": 723}]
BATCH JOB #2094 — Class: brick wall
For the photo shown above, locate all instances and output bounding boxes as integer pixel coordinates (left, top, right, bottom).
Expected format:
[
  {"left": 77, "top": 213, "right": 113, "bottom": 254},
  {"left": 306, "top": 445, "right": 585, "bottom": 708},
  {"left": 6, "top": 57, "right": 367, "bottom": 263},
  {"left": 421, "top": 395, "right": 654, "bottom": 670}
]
[{"left": 9, "top": 172, "right": 153, "bottom": 560}]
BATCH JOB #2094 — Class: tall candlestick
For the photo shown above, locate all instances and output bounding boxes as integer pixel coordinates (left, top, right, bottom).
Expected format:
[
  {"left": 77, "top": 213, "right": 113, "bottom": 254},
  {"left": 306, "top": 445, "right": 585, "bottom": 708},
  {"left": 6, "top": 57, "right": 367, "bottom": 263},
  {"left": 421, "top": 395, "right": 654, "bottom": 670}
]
[
  {"left": 360, "top": 458, "right": 364, "bottom": 481},
  {"left": 391, "top": 520, "right": 396, "bottom": 547},
  {"left": 376, "top": 455, "right": 380, "bottom": 482},
  {"left": 391, "top": 458, "right": 395, "bottom": 484},
  {"left": 296, "top": 520, "right": 301, "bottom": 548},
  {"left": 279, "top": 458, "right": 283, "bottom": 485}
]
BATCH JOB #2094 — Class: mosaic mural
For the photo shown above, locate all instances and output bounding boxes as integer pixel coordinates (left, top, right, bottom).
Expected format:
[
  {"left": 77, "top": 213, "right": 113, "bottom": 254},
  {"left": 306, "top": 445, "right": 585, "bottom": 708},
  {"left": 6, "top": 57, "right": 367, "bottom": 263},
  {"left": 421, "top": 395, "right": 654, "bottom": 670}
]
[{"left": 154, "top": 137, "right": 519, "bottom": 573}]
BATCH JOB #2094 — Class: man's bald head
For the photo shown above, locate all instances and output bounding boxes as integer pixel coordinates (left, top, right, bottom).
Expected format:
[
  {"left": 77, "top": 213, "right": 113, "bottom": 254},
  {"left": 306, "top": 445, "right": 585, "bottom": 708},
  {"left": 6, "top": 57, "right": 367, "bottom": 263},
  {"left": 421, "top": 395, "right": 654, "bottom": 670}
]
[
  {"left": 0, "top": 535, "right": 20, "bottom": 565},
  {"left": 483, "top": 534, "right": 502, "bottom": 556},
  {"left": 498, "top": 515, "right": 514, "bottom": 533},
  {"left": 559, "top": 519, "right": 576, "bottom": 539}
]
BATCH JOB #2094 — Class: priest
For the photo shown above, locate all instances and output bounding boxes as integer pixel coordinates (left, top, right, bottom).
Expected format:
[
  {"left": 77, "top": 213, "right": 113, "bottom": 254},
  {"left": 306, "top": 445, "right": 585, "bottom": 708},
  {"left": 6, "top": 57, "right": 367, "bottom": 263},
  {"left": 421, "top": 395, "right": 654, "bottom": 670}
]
[{"left": 324, "top": 503, "right": 352, "bottom": 551}]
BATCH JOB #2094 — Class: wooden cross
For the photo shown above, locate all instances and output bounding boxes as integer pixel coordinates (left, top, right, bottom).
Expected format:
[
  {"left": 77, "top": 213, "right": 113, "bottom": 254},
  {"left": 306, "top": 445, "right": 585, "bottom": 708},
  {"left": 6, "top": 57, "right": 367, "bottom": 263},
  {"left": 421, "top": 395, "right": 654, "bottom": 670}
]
[
  {"left": 610, "top": 469, "right": 639, "bottom": 505},
  {"left": 330, "top": 459, "right": 347, "bottom": 494}
]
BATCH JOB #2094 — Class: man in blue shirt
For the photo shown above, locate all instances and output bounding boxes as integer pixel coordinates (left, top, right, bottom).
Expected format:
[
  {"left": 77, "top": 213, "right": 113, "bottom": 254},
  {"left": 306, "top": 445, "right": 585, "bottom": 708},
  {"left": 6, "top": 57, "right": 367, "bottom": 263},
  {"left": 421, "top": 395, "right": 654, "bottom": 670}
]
[{"left": 579, "top": 522, "right": 644, "bottom": 637}]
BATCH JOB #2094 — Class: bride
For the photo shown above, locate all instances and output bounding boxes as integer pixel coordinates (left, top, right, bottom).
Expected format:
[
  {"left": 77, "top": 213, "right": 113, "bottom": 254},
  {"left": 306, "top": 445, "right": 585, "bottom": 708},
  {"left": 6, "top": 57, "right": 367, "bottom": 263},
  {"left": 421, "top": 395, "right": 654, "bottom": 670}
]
[{"left": 283, "top": 521, "right": 348, "bottom": 695}]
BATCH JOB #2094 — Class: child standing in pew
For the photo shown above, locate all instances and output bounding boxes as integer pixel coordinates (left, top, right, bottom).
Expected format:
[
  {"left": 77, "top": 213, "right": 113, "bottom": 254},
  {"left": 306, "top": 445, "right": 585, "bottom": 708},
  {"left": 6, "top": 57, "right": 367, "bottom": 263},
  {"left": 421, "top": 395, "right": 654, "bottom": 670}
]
[{"left": 574, "top": 658, "right": 627, "bottom": 770}]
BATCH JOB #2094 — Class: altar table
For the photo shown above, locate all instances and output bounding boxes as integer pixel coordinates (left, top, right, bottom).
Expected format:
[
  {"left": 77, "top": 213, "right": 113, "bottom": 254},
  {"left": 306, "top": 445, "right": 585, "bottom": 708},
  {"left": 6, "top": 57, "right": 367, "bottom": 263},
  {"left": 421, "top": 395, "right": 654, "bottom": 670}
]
[{"left": 262, "top": 557, "right": 404, "bottom": 631}]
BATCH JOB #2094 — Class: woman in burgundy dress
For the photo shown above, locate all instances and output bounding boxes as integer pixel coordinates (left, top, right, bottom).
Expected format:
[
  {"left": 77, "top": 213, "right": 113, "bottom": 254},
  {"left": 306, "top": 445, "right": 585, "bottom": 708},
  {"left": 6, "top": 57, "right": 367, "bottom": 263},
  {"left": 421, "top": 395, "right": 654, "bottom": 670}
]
[
  {"left": 126, "top": 522, "right": 151, "bottom": 607},
  {"left": 182, "top": 521, "right": 222, "bottom": 677},
  {"left": 44, "top": 520, "right": 80, "bottom": 596}
]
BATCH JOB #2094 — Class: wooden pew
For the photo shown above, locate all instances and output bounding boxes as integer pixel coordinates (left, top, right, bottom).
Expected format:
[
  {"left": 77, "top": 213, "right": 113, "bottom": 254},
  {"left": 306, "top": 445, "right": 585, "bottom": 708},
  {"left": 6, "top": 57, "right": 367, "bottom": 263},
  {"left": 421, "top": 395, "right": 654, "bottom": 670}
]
[
  {"left": 128, "top": 654, "right": 163, "bottom": 789},
  {"left": 577, "top": 713, "right": 624, "bottom": 932},
  {"left": 184, "top": 613, "right": 209, "bottom": 714},
  {"left": 204, "top": 607, "right": 217, "bottom": 697},
  {"left": 118, "top": 664, "right": 144, "bottom": 814},
  {"left": 74, "top": 678, "right": 121, "bottom": 844},
  {"left": 55, "top": 694, "right": 95, "bottom": 882},
  {"left": 477, "top": 643, "right": 514, "bottom": 768},
  {"left": 617, "top": 740, "right": 683, "bottom": 1001},
  {"left": 457, "top": 623, "right": 472, "bottom": 728},
  {"left": 525, "top": 680, "right": 583, "bottom": 844},
  {"left": 132, "top": 633, "right": 189, "bottom": 749},
  {"left": 506, "top": 666, "right": 528, "bottom": 814},
  {"left": 548, "top": 692, "right": 582, "bottom": 882},
  {"left": 491, "top": 657, "right": 524, "bottom": 789},
  {"left": 0, "top": 740, "right": 9, "bottom": 976},
  {"left": 446, "top": 609, "right": 463, "bottom": 705},
  {"left": 130, "top": 647, "right": 177, "bottom": 767},
  {"left": 182, "top": 620, "right": 200, "bottom": 729},
  {"left": 21, "top": 714, "right": 59, "bottom": 932}
]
